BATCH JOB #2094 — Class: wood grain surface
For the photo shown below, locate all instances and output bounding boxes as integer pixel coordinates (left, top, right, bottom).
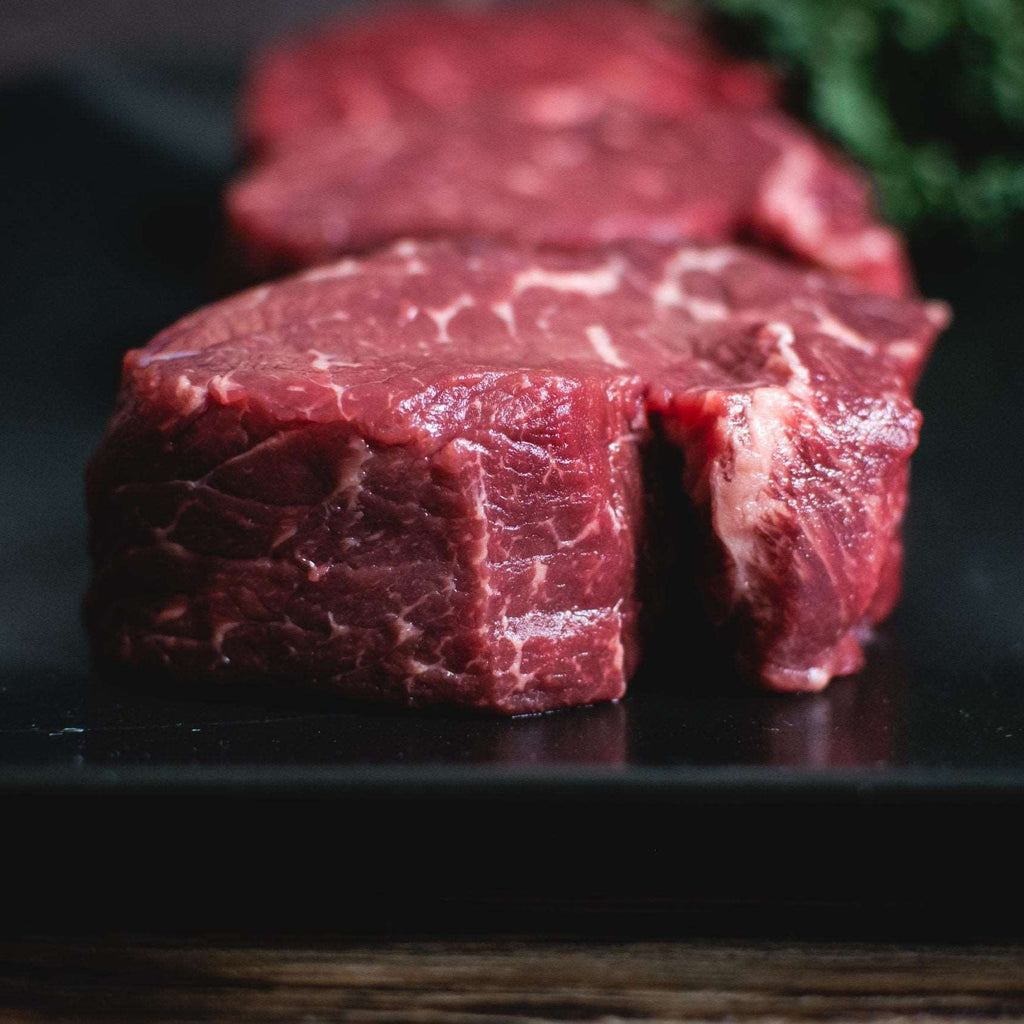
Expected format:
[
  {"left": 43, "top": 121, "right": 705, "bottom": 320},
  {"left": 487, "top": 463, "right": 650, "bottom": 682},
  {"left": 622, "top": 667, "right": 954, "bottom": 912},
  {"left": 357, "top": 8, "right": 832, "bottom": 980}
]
[{"left": 2, "top": 937, "right": 1024, "bottom": 1023}]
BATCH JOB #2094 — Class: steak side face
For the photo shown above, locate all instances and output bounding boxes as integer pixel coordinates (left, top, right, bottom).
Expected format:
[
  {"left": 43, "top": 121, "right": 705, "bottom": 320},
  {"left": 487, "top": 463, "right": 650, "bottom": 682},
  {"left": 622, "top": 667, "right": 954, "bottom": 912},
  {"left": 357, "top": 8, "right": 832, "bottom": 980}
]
[
  {"left": 87, "top": 240, "right": 945, "bottom": 712},
  {"left": 242, "top": 0, "right": 776, "bottom": 154},
  {"left": 88, "top": 367, "right": 645, "bottom": 715}
]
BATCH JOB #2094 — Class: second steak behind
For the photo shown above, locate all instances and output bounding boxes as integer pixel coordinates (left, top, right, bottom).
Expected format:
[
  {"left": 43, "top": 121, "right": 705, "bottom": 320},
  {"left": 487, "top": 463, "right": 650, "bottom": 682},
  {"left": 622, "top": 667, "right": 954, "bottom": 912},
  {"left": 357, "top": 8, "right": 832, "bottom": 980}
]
[
  {"left": 229, "top": 102, "right": 912, "bottom": 298},
  {"left": 232, "top": 0, "right": 910, "bottom": 297}
]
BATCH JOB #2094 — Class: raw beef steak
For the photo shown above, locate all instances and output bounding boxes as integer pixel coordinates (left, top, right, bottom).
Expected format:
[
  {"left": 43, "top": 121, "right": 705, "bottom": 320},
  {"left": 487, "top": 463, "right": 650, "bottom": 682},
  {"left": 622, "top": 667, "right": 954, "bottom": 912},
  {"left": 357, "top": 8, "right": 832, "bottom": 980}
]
[
  {"left": 229, "top": 103, "right": 911, "bottom": 297},
  {"left": 86, "top": 239, "right": 945, "bottom": 713},
  {"left": 242, "top": 0, "right": 776, "bottom": 154}
]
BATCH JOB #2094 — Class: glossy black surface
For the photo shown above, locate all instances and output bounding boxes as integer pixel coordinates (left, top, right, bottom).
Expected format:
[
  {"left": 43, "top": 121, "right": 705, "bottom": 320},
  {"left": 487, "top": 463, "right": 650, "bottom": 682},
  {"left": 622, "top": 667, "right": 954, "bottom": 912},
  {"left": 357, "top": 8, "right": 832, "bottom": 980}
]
[{"left": 2, "top": 56, "right": 1024, "bottom": 795}]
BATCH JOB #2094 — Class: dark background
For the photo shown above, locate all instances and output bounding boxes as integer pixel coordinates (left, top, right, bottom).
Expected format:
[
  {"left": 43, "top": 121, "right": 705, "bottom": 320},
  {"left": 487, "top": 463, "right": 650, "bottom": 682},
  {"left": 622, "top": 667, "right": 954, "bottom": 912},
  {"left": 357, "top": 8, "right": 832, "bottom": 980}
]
[{"left": 2, "top": 1, "right": 1024, "bottom": 932}]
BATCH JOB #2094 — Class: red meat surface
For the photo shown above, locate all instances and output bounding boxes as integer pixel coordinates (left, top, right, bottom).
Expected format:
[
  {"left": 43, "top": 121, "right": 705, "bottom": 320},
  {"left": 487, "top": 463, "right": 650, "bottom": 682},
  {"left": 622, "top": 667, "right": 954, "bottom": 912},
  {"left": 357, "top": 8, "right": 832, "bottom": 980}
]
[
  {"left": 242, "top": 0, "right": 777, "bottom": 154},
  {"left": 229, "top": 103, "right": 912, "bottom": 297},
  {"left": 87, "top": 239, "right": 945, "bottom": 713}
]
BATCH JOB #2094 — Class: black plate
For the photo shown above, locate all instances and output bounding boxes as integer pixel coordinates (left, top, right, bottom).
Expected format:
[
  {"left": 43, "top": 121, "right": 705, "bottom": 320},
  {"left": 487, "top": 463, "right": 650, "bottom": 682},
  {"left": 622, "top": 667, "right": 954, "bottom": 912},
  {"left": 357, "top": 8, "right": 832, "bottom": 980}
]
[{"left": 3, "top": 55, "right": 1024, "bottom": 931}]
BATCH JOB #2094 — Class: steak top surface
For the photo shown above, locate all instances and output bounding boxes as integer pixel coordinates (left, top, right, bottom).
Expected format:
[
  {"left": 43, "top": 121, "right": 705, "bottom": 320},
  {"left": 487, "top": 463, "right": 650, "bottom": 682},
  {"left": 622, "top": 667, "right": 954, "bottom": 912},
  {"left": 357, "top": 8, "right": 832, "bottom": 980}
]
[
  {"left": 88, "top": 240, "right": 945, "bottom": 711},
  {"left": 242, "top": 0, "right": 776, "bottom": 154},
  {"left": 132, "top": 239, "right": 933, "bottom": 404}
]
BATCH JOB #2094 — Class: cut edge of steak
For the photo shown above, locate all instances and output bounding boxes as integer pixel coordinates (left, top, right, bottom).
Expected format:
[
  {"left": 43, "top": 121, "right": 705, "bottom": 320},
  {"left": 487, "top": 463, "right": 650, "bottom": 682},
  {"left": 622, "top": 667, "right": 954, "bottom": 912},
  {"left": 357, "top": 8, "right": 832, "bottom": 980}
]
[
  {"left": 87, "top": 368, "right": 646, "bottom": 715},
  {"left": 86, "top": 239, "right": 947, "bottom": 713}
]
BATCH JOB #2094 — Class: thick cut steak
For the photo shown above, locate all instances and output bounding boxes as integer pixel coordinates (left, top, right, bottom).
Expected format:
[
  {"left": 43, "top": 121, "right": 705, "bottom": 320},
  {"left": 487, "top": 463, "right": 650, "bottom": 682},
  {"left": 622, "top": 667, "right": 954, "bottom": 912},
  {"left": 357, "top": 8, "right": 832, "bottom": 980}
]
[
  {"left": 87, "top": 239, "right": 945, "bottom": 713},
  {"left": 242, "top": 0, "right": 776, "bottom": 154},
  {"left": 229, "top": 103, "right": 911, "bottom": 297}
]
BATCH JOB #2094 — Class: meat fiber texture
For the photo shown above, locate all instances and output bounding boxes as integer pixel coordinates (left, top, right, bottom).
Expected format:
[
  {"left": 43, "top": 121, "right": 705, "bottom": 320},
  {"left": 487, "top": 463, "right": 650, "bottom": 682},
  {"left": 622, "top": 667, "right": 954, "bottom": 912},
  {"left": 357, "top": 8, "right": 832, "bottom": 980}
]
[
  {"left": 86, "top": 239, "right": 946, "bottom": 714},
  {"left": 241, "top": 0, "right": 777, "bottom": 155},
  {"left": 228, "top": 102, "right": 912, "bottom": 298}
]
